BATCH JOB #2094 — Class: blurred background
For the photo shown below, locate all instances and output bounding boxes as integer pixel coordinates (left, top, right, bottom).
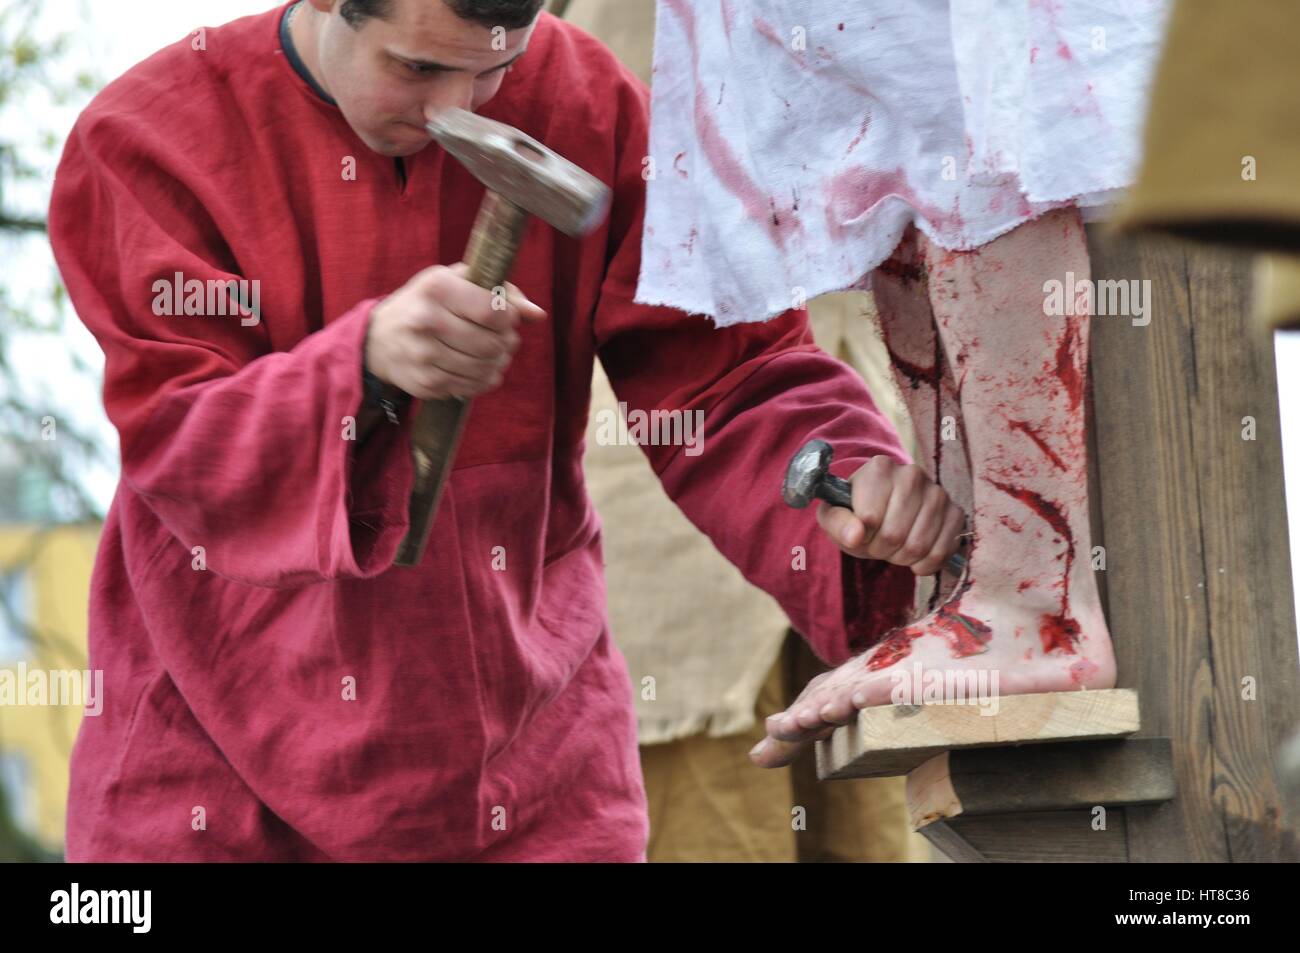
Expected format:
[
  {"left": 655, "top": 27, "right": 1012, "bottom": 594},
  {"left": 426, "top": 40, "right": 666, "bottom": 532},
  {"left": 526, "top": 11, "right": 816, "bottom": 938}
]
[{"left": 1, "top": 0, "right": 1298, "bottom": 861}]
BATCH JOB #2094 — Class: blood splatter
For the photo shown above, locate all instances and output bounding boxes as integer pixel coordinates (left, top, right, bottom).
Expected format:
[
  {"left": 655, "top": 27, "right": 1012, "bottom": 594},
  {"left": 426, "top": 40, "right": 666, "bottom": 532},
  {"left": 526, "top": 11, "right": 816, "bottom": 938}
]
[
  {"left": 720, "top": 0, "right": 735, "bottom": 38},
  {"left": 866, "top": 628, "right": 915, "bottom": 670},
  {"left": 1009, "top": 419, "right": 1067, "bottom": 470},
  {"left": 824, "top": 166, "right": 965, "bottom": 241},
  {"left": 1039, "top": 612, "right": 1081, "bottom": 653},
  {"left": 1053, "top": 316, "right": 1084, "bottom": 412},
  {"left": 989, "top": 480, "right": 1080, "bottom": 653},
  {"left": 1014, "top": 191, "right": 1035, "bottom": 219},
  {"left": 1069, "top": 657, "right": 1098, "bottom": 685},
  {"left": 1031, "top": 0, "right": 1106, "bottom": 123},
  {"left": 875, "top": 256, "right": 926, "bottom": 285},
  {"left": 934, "top": 600, "right": 993, "bottom": 657},
  {"left": 988, "top": 484, "right": 1073, "bottom": 567},
  {"left": 691, "top": 89, "right": 798, "bottom": 247},
  {"left": 753, "top": 16, "right": 803, "bottom": 68},
  {"left": 663, "top": 0, "right": 800, "bottom": 250},
  {"left": 877, "top": 321, "right": 939, "bottom": 390},
  {"left": 753, "top": 15, "right": 877, "bottom": 101},
  {"left": 867, "top": 578, "right": 993, "bottom": 668},
  {"left": 845, "top": 113, "right": 872, "bottom": 156}
]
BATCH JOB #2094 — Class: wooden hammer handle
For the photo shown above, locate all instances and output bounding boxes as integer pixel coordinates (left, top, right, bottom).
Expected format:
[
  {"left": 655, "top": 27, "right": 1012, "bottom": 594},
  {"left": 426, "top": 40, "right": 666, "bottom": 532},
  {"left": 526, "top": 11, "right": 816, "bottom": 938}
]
[
  {"left": 394, "top": 192, "right": 530, "bottom": 567},
  {"left": 463, "top": 192, "right": 530, "bottom": 290}
]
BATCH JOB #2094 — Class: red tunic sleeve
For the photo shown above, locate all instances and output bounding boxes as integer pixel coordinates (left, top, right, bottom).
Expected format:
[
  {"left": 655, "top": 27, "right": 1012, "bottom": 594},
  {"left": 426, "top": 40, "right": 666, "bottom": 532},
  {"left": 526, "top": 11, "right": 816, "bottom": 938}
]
[
  {"left": 592, "top": 73, "right": 917, "bottom": 666},
  {"left": 48, "top": 112, "right": 415, "bottom": 589}
]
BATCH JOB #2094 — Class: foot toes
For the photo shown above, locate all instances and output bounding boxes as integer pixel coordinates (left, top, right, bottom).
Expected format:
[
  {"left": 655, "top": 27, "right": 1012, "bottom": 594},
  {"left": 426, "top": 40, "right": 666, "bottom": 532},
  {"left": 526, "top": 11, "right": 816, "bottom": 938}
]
[
  {"left": 749, "top": 726, "right": 837, "bottom": 769},
  {"left": 766, "top": 710, "right": 833, "bottom": 742},
  {"left": 764, "top": 713, "right": 803, "bottom": 741},
  {"left": 749, "top": 736, "right": 802, "bottom": 768},
  {"left": 818, "top": 694, "right": 858, "bottom": 725},
  {"left": 793, "top": 705, "right": 825, "bottom": 730}
]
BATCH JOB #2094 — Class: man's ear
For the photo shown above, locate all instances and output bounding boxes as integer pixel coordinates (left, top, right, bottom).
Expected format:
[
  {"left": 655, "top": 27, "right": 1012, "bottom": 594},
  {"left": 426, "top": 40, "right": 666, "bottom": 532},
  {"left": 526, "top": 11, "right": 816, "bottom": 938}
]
[{"left": 306, "top": 0, "right": 336, "bottom": 14}]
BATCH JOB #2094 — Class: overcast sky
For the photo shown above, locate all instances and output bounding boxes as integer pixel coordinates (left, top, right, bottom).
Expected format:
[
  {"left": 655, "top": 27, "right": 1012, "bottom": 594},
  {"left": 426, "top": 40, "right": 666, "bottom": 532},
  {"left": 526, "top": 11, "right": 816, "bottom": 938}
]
[{"left": 6, "top": 0, "right": 1300, "bottom": 629}]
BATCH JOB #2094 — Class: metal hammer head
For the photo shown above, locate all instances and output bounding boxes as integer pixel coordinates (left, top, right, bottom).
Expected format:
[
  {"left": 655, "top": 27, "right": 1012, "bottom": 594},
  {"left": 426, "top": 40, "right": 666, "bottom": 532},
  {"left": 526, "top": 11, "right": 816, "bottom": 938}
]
[
  {"left": 783, "top": 438, "right": 834, "bottom": 508},
  {"left": 427, "top": 108, "right": 611, "bottom": 236}
]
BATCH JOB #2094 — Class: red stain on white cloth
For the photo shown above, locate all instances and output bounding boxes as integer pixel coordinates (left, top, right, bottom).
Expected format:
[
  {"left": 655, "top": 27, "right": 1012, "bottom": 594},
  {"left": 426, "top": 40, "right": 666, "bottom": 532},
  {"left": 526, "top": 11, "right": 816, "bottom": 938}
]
[
  {"left": 824, "top": 166, "right": 965, "bottom": 240},
  {"left": 663, "top": 0, "right": 800, "bottom": 249}
]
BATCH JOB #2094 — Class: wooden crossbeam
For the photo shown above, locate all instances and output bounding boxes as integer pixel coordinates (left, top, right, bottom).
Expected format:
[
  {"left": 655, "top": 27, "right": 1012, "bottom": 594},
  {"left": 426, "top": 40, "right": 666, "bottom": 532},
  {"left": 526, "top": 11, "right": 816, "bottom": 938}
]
[{"left": 907, "top": 737, "right": 1175, "bottom": 830}]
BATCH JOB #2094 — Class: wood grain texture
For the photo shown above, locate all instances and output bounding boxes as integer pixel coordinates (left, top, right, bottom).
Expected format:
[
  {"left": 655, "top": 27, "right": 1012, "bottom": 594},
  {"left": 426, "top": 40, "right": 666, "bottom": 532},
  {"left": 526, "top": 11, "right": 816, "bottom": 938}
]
[
  {"left": 923, "top": 810, "right": 1130, "bottom": 863},
  {"left": 1086, "top": 225, "right": 1300, "bottom": 861},
  {"left": 907, "top": 738, "right": 1175, "bottom": 829},
  {"left": 816, "top": 689, "right": 1140, "bottom": 780}
]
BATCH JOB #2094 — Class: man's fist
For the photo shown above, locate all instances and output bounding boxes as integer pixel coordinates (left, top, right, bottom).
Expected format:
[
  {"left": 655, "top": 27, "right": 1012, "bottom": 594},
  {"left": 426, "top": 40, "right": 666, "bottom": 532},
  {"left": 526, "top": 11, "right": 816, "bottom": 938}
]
[
  {"left": 364, "top": 262, "right": 547, "bottom": 401},
  {"left": 817, "top": 456, "right": 966, "bottom": 575}
]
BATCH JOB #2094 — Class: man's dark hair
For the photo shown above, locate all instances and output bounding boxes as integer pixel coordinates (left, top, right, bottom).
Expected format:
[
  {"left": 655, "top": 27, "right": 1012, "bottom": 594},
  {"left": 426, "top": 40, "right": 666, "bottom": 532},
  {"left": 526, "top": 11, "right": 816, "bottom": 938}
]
[{"left": 340, "top": 0, "right": 546, "bottom": 31}]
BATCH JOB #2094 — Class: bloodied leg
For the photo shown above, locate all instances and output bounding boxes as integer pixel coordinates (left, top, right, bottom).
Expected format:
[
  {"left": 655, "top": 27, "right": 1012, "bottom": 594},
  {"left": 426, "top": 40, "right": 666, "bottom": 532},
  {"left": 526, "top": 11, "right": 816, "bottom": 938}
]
[
  {"left": 871, "top": 226, "right": 974, "bottom": 609},
  {"left": 756, "top": 207, "right": 1117, "bottom": 762}
]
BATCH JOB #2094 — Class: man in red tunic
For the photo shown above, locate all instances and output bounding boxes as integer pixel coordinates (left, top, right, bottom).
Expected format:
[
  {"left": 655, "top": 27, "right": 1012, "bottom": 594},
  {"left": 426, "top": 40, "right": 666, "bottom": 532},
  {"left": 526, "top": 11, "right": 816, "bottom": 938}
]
[{"left": 49, "top": 0, "right": 965, "bottom": 861}]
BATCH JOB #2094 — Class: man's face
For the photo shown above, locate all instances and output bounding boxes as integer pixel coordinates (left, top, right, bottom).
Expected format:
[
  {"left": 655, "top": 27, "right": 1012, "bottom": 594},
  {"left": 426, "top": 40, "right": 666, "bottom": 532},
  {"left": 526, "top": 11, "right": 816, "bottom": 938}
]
[{"left": 310, "top": 0, "right": 536, "bottom": 157}]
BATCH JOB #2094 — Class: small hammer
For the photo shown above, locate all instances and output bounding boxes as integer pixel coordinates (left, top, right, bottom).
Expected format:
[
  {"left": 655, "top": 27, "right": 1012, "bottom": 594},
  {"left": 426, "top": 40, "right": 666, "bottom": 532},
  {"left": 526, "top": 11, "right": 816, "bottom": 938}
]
[
  {"left": 394, "top": 108, "right": 611, "bottom": 567},
  {"left": 782, "top": 438, "right": 968, "bottom": 575}
]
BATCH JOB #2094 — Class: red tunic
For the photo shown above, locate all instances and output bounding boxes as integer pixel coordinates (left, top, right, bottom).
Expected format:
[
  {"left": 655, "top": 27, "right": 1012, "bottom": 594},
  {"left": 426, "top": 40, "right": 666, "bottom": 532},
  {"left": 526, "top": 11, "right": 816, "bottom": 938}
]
[{"left": 48, "top": 4, "right": 915, "bottom": 861}]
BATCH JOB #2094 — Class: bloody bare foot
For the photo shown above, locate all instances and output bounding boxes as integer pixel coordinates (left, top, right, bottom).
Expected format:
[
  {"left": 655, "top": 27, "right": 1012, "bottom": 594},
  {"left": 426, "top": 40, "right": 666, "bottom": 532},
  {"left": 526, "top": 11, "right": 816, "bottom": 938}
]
[{"left": 753, "top": 207, "right": 1117, "bottom": 769}]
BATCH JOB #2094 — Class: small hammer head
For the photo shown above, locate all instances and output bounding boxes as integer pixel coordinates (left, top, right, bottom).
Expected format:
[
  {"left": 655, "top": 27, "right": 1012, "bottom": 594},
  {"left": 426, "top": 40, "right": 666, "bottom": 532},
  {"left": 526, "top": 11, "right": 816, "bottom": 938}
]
[
  {"left": 427, "top": 108, "right": 611, "bottom": 236},
  {"left": 783, "top": 438, "right": 833, "bottom": 508}
]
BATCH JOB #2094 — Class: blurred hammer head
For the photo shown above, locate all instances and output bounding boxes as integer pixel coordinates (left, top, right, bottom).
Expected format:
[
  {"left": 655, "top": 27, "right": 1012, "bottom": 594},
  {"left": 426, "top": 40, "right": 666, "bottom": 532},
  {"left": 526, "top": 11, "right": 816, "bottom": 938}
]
[
  {"left": 427, "top": 108, "right": 611, "bottom": 236},
  {"left": 783, "top": 438, "right": 834, "bottom": 508}
]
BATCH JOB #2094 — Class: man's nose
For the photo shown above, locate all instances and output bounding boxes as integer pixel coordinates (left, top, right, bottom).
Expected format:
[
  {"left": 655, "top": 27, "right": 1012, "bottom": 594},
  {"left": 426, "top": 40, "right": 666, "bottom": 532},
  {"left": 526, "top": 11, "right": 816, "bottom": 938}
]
[{"left": 424, "top": 86, "right": 474, "bottom": 124}]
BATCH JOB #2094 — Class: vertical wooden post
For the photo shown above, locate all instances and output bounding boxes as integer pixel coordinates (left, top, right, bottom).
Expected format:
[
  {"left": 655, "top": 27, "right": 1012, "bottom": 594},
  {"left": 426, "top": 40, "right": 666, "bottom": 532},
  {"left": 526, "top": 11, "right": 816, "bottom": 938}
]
[
  {"left": 1085, "top": 225, "right": 1300, "bottom": 861},
  {"left": 830, "top": 225, "right": 1300, "bottom": 862}
]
